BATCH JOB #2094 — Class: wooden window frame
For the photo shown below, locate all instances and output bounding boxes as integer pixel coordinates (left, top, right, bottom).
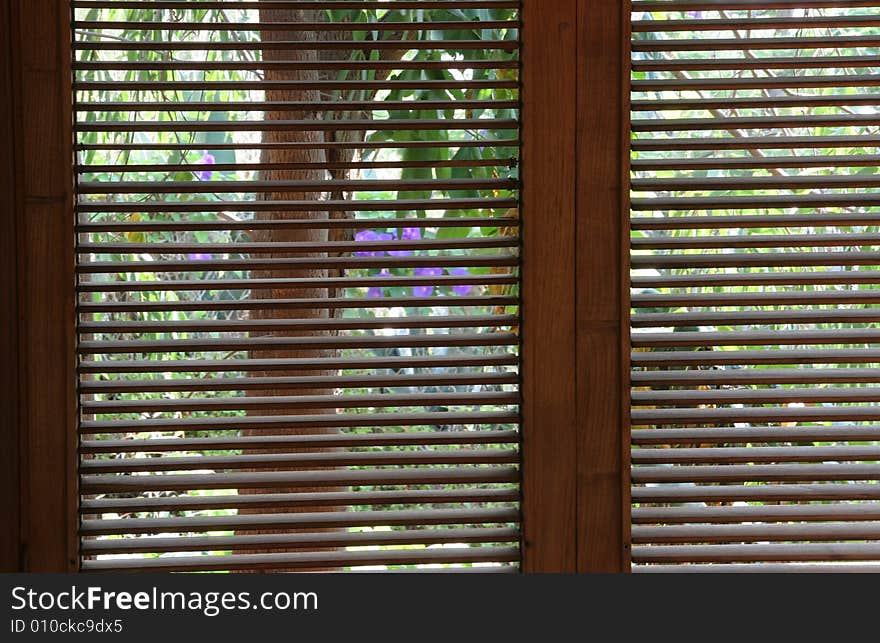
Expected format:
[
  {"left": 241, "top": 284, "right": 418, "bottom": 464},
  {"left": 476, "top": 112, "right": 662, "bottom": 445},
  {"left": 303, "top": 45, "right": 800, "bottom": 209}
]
[
  {"left": 1, "top": 0, "right": 79, "bottom": 572},
  {"left": 521, "top": 0, "right": 631, "bottom": 573},
  {"left": 0, "top": 0, "right": 631, "bottom": 573}
]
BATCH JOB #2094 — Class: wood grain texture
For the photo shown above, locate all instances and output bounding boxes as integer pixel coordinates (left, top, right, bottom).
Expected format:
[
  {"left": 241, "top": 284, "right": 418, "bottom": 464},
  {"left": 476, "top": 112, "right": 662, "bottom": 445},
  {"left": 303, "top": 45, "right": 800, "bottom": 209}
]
[
  {"left": 575, "top": 0, "right": 631, "bottom": 573},
  {"left": 8, "top": 0, "right": 78, "bottom": 572},
  {"left": 0, "top": 1, "right": 22, "bottom": 572},
  {"left": 521, "top": 0, "right": 578, "bottom": 572}
]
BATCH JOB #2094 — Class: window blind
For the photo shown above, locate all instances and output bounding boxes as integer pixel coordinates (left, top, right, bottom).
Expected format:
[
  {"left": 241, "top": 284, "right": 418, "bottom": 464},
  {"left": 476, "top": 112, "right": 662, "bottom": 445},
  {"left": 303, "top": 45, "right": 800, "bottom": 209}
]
[
  {"left": 631, "top": 1, "right": 880, "bottom": 571},
  {"left": 73, "top": 0, "right": 520, "bottom": 572}
]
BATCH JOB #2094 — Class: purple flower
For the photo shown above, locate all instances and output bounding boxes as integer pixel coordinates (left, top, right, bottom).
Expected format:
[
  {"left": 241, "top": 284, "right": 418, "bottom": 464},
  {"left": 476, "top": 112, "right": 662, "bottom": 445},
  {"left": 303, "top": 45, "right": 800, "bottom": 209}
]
[
  {"left": 356, "top": 230, "right": 381, "bottom": 242},
  {"left": 476, "top": 130, "right": 489, "bottom": 154},
  {"left": 187, "top": 252, "right": 212, "bottom": 261},
  {"left": 389, "top": 227, "right": 421, "bottom": 257},
  {"left": 194, "top": 151, "right": 215, "bottom": 181},
  {"left": 355, "top": 230, "right": 394, "bottom": 257},
  {"left": 366, "top": 269, "right": 391, "bottom": 299},
  {"left": 355, "top": 230, "right": 382, "bottom": 257},
  {"left": 413, "top": 266, "right": 442, "bottom": 297},
  {"left": 449, "top": 267, "right": 473, "bottom": 296},
  {"left": 686, "top": 10, "right": 702, "bottom": 18}
]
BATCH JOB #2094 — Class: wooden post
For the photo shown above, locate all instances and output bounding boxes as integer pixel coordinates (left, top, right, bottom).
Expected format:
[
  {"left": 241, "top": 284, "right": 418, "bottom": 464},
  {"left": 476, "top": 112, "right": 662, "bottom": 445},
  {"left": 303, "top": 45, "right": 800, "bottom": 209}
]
[
  {"left": 0, "top": 0, "right": 22, "bottom": 573},
  {"left": 521, "top": 0, "right": 579, "bottom": 572},
  {"left": 521, "top": 0, "right": 630, "bottom": 573},
  {"left": 575, "top": 0, "right": 631, "bottom": 573},
  {"left": 2, "top": 0, "right": 78, "bottom": 572}
]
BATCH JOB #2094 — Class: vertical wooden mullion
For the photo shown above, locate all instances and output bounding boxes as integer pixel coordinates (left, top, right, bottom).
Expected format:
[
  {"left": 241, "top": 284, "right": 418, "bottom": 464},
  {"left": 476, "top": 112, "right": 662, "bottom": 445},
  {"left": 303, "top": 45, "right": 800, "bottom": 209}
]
[
  {"left": 522, "top": 0, "right": 631, "bottom": 573},
  {"left": 0, "top": 0, "right": 22, "bottom": 572},
  {"left": 8, "top": 0, "right": 78, "bottom": 572},
  {"left": 521, "top": 0, "right": 579, "bottom": 572},
  {"left": 575, "top": 0, "right": 631, "bottom": 573}
]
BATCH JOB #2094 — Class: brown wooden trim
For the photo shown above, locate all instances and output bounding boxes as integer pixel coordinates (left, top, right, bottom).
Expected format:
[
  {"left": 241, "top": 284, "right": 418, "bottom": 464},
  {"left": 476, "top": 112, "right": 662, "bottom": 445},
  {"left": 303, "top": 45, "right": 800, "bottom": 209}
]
[
  {"left": 0, "top": 0, "right": 22, "bottom": 573},
  {"left": 575, "top": 0, "right": 631, "bottom": 573},
  {"left": 521, "top": 0, "right": 579, "bottom": 572},
  {"left": 522, "top": 0, "right": 630, "bottom": 573},
  {"left": 7, "top": 0, "right": 78, "bottom": 572}
]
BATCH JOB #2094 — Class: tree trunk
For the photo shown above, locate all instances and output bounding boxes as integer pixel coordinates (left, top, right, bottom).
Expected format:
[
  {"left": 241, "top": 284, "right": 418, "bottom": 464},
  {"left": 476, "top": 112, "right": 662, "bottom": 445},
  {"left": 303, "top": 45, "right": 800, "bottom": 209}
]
[{"left": 238, "top": 6, "right": 348, "bottom": 572}]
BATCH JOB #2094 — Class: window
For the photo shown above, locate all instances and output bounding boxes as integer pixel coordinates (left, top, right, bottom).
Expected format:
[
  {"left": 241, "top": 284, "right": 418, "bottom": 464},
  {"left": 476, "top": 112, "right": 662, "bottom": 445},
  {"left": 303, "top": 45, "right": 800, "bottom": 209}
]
[
  {"left": 73, "top": 0, "right": 521, "bottom": 573},
  {"left": 9, "top": 0, "right": 878, "bottom": 575},
  {"left": 631, "top": 1, "right": 880, "bottom": 572}
]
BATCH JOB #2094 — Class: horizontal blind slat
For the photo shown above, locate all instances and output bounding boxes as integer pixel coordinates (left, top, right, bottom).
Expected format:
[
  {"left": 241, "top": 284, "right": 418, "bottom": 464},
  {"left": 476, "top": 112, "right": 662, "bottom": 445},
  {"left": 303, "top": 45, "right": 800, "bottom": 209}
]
[
  {"left": 80, "top": 411, "right": 521, "bottom": 434},
  {"left": 81, "top": 466, "right": 522, "bottom": 492},
  {"left": 81, "top": 488, "right": 520, "bottom": 514},
  {"left": 81, "top": 547, "right": 521, "bottom": 572},
  {"left": 83, "top": 527, "right": 522, "bottom": 555},
  {"left": 80, "top": 430, "right": 520, "bottom": 453},
  {"left": 81, "top": 508, "right": 521, "bottom": 535}
]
